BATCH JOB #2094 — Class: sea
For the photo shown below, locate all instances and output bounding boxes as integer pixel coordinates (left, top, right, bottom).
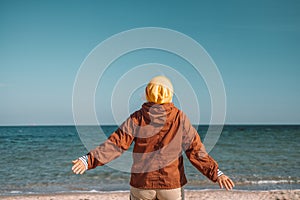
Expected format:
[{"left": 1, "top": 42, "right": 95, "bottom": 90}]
[{"left": 0, "top": 125, "right": 299, "bottom": 195}]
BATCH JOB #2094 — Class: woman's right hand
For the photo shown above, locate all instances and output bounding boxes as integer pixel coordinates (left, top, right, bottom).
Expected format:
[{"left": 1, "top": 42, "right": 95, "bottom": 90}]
[
  {"left": 72, "top": 159, "right": 87, "bottom": 174},
  {"left": 217, "top": 174, "right": 235, "bottom": 190}
]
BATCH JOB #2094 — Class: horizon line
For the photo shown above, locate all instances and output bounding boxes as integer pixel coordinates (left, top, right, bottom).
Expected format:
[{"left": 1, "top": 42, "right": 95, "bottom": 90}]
[{"left": 0, "top": 123, "right": 300, "bottom": 127}]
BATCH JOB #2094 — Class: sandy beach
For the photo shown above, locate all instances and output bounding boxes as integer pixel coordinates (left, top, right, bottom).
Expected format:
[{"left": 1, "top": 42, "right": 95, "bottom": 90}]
[{"left": 1, "top": 190, "right": 299, "bottom": 200}]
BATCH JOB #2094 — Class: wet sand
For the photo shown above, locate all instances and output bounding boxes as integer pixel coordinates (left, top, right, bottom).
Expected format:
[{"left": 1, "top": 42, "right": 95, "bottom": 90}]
[{"left": 1, "top": 190, "right": 299, "bottom": 200}]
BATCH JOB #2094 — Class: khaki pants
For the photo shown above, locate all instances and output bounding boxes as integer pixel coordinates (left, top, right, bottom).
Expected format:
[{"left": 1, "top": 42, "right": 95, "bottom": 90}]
[{"left": 130, "top": 186, "right": 184, "bottom": 200}]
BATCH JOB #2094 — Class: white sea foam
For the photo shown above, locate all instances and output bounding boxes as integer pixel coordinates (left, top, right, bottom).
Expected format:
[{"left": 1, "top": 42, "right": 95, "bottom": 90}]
[
  {"left": 245, "top": 180, "right": 299, "bottom": 185},
  {"left": 10, "top": 191, "right": 22, "bottom": 194}
]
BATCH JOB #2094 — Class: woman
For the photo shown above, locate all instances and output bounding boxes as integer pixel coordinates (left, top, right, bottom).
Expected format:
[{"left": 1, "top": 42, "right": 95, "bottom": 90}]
[{"left": 72, "top": 76, "right": 234, "bottom": 200}]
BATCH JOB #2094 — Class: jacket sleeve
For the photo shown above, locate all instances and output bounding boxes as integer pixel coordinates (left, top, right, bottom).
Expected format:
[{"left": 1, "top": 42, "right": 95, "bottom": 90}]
[
  {"left": 86, "top": 116, "right": 135, "bottom": 170},
  {"left": 182, "top": 113, "right": 219, "bottom": 182}
]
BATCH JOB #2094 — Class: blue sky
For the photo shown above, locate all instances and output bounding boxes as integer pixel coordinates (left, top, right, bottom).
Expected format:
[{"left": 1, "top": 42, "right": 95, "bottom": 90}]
[{"left": 0, "top": 0, "right": 299, "bottom": 125}]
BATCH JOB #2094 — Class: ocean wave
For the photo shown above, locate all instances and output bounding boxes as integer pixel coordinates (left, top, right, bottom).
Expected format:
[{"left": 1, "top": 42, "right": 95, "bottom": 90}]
[
  {"left": 87, "top": 189, "right": 129, "bottom": 193},
  {"left": 245, "top": 180, "right": 300, "bottom": 185},
  {"left": 9, "top": 191, "right": 22, "bottom": 194}
]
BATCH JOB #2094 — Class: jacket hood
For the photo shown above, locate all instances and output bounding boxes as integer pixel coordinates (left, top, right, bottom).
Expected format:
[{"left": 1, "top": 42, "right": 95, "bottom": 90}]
[{"left": 141, "top": 102, "right": 175, "bottom": 126}]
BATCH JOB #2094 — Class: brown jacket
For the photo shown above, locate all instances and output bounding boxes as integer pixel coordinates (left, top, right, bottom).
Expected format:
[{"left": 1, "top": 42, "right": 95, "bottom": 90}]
[{"left": 87, "top": 102, "right": 219, "bottom": 189}]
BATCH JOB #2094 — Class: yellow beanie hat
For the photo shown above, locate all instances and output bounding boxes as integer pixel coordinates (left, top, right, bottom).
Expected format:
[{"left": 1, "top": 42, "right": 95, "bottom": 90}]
[{"left": 145, "top": 76, "right": 173, "bottom": 104}]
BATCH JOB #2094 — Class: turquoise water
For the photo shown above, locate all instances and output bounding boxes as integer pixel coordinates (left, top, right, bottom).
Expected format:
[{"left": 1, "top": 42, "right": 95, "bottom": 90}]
[{"left": 0, "top": 125, "right": 299, "bottom": 195}]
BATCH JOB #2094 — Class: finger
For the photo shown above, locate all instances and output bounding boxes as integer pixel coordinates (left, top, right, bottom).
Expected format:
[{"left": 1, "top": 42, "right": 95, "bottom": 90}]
[
  {"left": 74, "top": 166, "right": 82, "bottom": 174},
  {"left": 227, "top": 181, "right": 232, "bottom": 190},
  {"left": 72, "top": 164, "right": 82, "bottom": 174},
  {"left": 223, "top": 179, "right": 229, "bottom": 190},
  {"left": 221, "top": 180, "right": 227, "bottom": 190},
  {"left": 222, "top": 180, "right": 230, "bottom": 190},
  {"left": 72, "top": 165, "right": 79, "bottom": 173},
  {"left": 225, "top": 179, "right": 233, "bottom": 190},
  {"left": 224, "top": 177, "right": 234, "bottom": 189},
  {"left": 229, "top": 178, "right": 235, "bottom": 188},
  {"left": 218, "top": 181, "right": 223, "bottom": 189},
  {"left": 72, "top": 162, "right": 80, "bottom": 171},
  {"left": 74, "top": 165, "right": 84, "bottom": 174},
  {"left": 218, "top": 179, "right": 223, "bottom": 189},
  {"left": 75, "top": 168, "right": 83, "bottom": 174},
  {"left": 77, "top": 167, "right": 85, "bottom": 175},
  {"left": 72, "top": 160, "right": 80, "bottom": 168},
  {"left": 80, "top": 168, "right": 86, "bottom": 174},
  {"left": 72, "top": 161, "right": 83, "bottom": 170},
  {"left": 72, "top": 159, "right": 78, "bottom": 164},
  {"left": 226, "top": 179, "right": 233, "bottom": 189},
  {"left": 72, "top": 162, "right": 77, "bottom": 170},
  {"left": 76, "top": 165, "right": 86, "bottom": 174}
]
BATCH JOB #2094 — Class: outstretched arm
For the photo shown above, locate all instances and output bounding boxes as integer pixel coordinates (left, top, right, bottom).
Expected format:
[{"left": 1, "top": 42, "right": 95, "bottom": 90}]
[
  {"left": 185, "top": 132, "right": 235, "bottom": 190},
  {"left": 182, "top": 113, "right": 234, "bottom": 190},
  {"left": 72, "top": 123, "right": 135, "bottom": 174}
]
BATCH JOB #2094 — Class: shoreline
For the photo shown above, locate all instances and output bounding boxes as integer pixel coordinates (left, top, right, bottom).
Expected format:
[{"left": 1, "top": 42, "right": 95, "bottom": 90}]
[{"left": 1, "top": 189, "right": 299, "bottom": 200}]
